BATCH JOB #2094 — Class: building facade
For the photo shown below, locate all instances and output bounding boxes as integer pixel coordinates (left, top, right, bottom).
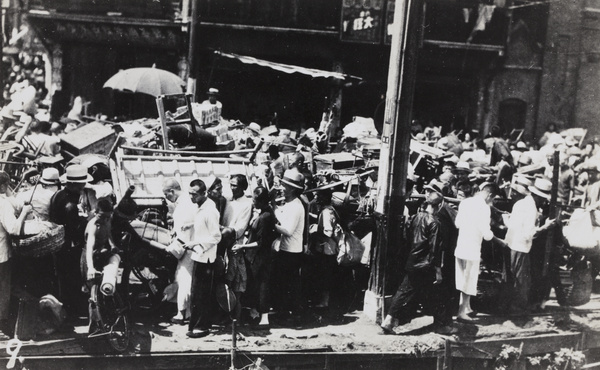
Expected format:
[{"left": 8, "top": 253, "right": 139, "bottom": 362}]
[{"left": 23, "top": 0, "right": 600, "bottom": 141}]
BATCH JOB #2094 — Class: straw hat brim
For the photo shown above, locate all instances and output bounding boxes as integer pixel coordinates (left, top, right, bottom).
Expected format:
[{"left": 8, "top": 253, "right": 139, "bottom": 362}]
[
  {"left": 528, "top": 186, "right": 550, "bottom": 200},
  {"left": 60, "top": 173, "right": 93, "bottom": 183}
]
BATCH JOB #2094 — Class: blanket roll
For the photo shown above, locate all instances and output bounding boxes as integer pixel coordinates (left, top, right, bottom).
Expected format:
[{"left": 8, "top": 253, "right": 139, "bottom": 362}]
[{"left": 101, "top": 254, "right": 121, "bottom": 296}]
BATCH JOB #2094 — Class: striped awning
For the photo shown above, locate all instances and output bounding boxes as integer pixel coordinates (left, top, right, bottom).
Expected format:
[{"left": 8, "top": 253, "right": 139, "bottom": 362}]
[{"left": 214, "top": 50, "right": 362, "bottom": 81}]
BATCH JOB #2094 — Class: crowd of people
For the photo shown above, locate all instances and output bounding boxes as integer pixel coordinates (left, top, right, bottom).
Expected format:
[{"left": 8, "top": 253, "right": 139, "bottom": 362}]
[
  {"left": 0, "top": 76, "right": 599, "bottom": 343},
  {"left": 379, "top": 122, "right": 600, "bottom": 335}
]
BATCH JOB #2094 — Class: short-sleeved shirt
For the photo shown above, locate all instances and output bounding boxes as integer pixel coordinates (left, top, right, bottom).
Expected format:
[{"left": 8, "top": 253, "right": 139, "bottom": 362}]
[
  {"left": 454, "top": 195, "right": 493, "bottom": 261},
  {"left": 275, "top": 198, "right": 305, "bottom": 254}
]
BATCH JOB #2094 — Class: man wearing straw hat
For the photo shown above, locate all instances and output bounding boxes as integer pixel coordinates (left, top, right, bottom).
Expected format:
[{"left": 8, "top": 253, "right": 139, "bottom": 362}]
[
  {"left": 16, "top": 167, "right": 61, "bottom": 221},
  {"left": 49, "top": 164, "right": 92, "bottom": 315},
  {"left": 504, "top": 176, "right": 556, "bottom": 314},
  {"left": 0, "top": 171, "right": 32, "bottom": 339},
  {"left": 12, "top": 168, "right": 61, "bottom": 300},
  {"left": 273, "top": 169, "right": 306, "bottom": 318}
]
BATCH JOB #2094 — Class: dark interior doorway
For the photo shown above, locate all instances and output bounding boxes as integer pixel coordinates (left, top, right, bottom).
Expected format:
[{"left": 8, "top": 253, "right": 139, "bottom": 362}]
[{"left": 498, "top": 98, "right": 526, "bottom": 134}]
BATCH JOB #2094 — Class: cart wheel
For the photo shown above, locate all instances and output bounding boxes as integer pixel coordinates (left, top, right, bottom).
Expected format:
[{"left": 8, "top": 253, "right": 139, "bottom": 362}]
[{"left": 97, "top": 290, "right": 130, "bottom": 353}]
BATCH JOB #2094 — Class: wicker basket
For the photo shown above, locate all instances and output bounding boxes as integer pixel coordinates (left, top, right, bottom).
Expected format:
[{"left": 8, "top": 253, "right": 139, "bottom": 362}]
[
  {"left": 553, "top": 260, "right": 593, "bottom": 307},
  {"left": 13, "top": 223, "right": 65, "bottom": 258}
]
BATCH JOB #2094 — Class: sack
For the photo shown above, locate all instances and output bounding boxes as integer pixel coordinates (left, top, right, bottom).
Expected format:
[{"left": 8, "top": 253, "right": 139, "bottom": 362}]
[
  {"left": 337, "top": 228, "right": 366, "bottom": 266},
  {"left": 564, "top": 209, "right": 600, "bottom": 250}
]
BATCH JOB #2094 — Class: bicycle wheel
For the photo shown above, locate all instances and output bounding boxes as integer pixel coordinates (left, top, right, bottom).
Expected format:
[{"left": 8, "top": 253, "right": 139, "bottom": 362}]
[
  {"left": 97, "top": 290, "right": 130, "bottom": 353},
  {"left": 131, "top": 265, "right": 169, "bottom": 312}
]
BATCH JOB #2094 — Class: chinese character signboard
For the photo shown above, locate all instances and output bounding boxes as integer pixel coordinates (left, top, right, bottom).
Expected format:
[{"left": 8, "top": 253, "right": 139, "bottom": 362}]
[{"left": 341, "top": 0, "right": 385, "bottom": 44}]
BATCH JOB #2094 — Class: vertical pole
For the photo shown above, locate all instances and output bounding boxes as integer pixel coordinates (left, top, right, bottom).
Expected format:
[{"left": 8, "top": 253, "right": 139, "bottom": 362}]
[
  {"left": 230, "top": 319, "right": 237, "bottom": 370},
  {"left": 186, "top": 0, "right": 199, "bottom": 100},
  {"left": 156, "top": 96, "right": 169, "bottom": 150},
  {"left": 543, "top": 150, "right": 560, "bottom": 276},
  {"left": 365, "top": 0, "right": 423, "bottom": 322}
]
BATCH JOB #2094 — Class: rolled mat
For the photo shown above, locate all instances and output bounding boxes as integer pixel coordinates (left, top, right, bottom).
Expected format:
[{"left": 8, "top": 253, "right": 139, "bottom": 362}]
[{"left": 101, "top": 254, "right": 121, "bottom": 296}]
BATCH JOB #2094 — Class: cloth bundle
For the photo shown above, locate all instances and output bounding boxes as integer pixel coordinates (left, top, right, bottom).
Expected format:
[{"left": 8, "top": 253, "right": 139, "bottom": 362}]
[{"left": 101, "top": 254, "right": 121, "bottom": 296}]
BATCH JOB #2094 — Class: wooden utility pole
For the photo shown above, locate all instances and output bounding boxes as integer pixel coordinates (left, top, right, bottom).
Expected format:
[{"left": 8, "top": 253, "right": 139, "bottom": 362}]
[
  {"left": 364, "top": 0, "right": 424, "bottom": 322},
  {"left": 186, "top": 0, "right": 199, "bottom": 100}
]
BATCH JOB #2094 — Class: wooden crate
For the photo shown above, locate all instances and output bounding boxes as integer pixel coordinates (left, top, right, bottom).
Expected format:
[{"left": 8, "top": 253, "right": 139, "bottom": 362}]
[{"left": 60, "top": 122, "right": 116, "bottom": 158}]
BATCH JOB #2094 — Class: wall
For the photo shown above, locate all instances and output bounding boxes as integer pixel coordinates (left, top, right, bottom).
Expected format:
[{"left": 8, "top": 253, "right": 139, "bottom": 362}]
[
  {"left": 537, "top": 0, "right": 582, "bottom": 140},
  {"left": 575, "top": 2, "right": 600, "bottom": 139}
]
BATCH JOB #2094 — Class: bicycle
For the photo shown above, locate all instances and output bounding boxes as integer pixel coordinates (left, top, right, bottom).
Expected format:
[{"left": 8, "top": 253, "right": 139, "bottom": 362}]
[{"left": 88, "top": 262, "right": 131, "bottom": 353}]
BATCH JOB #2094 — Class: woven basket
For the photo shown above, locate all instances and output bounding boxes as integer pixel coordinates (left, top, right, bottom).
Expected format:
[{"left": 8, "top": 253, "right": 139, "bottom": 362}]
[
  {"left": 554, "top": 260, "right": 593, "bottom": 307},
  {"left": 13, "top": 223, "right": 65, "bottom": 258}
]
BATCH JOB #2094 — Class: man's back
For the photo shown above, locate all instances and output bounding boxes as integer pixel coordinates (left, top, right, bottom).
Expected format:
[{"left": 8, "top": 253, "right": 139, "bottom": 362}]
[{"left": 454, "top": 196, "right": 493, "bottom": 261}]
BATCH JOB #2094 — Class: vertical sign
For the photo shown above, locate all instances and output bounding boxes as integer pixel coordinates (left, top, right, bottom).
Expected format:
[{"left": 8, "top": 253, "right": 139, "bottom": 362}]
[
  {"left": 341, "top": 0, "right": 385, "bottom": 44},
  {"left": 384, "top": 0, "right": 395, "bottom": 45}
]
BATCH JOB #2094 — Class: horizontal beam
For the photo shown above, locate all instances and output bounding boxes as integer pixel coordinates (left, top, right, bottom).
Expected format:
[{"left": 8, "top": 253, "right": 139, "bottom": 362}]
[
  {"left": 27, "top": 10, "right": 182, "bottom": 28},
  {"left": 423, "top": 39, "right": 505, "bottom": 54},
  {"left": 447, "top": 333, "right": 584, "bottom": 359}
]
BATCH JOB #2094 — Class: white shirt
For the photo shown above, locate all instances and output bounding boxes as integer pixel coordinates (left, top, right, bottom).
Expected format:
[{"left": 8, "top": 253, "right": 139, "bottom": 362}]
[
  {"left": 0, "top": 195, "right": 23, "bottom": 263},
  {"left": 505, "top": 195, "right": 538, "bottom": 253},
  {"left": 275, "top": 198, "right": 305, "bottom": 253},
  {"left": 16, "top": 187, "right": 56, "bottom": 221},
  {"left": 454, "top": 195, "right": 494, "bottom": 261},
  {"left": 167, "top": 194, "right": 196, "bottom": 259},
  {"left": 190, "top": 198, "right": 222, "bottom": 263},
  {"left": 172, "top": 194, "right": 196, "bottom": 244},
  {"left": 222, "top": 195, "right": 253, "bottom": 244}
]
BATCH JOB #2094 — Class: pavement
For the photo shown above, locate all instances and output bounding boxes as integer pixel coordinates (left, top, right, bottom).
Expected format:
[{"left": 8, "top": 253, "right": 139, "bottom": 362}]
[{"left": 3, "top": 282, "right": 600, "bottom": 359}]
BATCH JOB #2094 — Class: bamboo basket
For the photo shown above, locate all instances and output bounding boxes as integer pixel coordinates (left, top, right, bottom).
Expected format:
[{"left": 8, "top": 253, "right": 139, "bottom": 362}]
[{"left": 13, "top": 222, "right": 65, "bottom": 258}]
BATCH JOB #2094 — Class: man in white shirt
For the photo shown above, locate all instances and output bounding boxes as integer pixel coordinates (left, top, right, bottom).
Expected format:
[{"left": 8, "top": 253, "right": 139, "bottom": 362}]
[
  {"left": 222, "top": 174, "right": 252, "bottom": 245},
  {"left": 274, "top": 169, "right": 305, "bottom": 316},
  {"left": 454, "top": 183, "right": 496, "bottom": 322},
  {"left": 186, "top": 179, "right": 222, "bottom": 338},
  {"left": 163, "top": 179, "right": 196, "bottom": 324},
  {"left": 505, "top": 178, "right": 554, "bottom": 313},
  {"left": 0, "top": 172, "right": 32, "bottom": 339}
]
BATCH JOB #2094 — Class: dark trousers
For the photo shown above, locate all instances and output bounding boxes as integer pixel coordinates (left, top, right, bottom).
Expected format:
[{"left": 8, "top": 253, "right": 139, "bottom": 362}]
[
  {"left": 388, "top": 268, "right": 448, "bottom": 326},
  {"left": 55, "top": 245, "right": 84, "bottom": 314},
  {"left": 188, "top": 261, "right": 215, "bottom": 332},
  {"left": 275, "top": 251, "right": 303, "bottom": 314},
  {"left": 509, "top": 250, "right": 531, "bottom": 311},
  {"left": 245, "top": 257, "right": 272, "bottom": 314}
]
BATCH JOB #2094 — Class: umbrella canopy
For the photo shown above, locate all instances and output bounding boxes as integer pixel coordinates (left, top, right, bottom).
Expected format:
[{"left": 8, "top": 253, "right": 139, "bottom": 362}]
[{"left": 103, "top": 66, "right": 185, "bottom": 97}]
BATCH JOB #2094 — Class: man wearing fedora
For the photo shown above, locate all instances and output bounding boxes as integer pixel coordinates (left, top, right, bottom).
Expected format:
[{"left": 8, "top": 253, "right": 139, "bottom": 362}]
[
  {"left": 504, "top": 177, "right": 552, "bottom": 313},
  {"left": 202, "top": 87, "right": 222, "bottom": 110},
  {"left": 526, "top": 178, "right": 557, "bottom": 311},
  {"left": 449, "top": 161, "right": 472, "bottom": 198},
  {"left": 381, "top": 192, "right": 455, "bottom": 335},
  {"left": 0, "top": 171, "right": 32, "bottom": 339},
  {"left": 49, "top": 164, "right": 93, "bottom": 315},
  {"left": 273, "top": 169, "right": 306, "bottom": 318}
]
